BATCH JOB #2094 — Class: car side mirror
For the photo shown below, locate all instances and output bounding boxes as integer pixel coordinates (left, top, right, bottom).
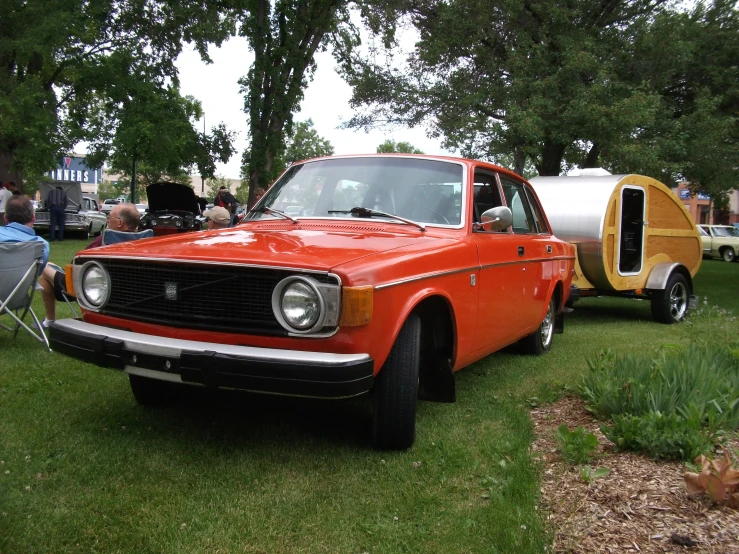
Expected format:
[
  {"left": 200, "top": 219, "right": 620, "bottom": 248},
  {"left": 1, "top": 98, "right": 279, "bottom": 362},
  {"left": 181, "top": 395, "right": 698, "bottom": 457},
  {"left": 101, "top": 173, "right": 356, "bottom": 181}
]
[{"left": 478, "top": 206, "right": 512, "bottom": 231}]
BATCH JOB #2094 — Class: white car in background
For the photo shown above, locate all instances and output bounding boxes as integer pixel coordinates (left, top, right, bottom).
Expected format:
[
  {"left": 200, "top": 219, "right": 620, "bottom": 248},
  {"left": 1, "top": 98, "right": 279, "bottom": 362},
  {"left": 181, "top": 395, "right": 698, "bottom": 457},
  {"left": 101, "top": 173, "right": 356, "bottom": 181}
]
[
  {"left": 100, "top": 198, "right": 120, "bottom": 214},
  {"left": 135, "top": 204, "right": 148, "bottom": 215}
]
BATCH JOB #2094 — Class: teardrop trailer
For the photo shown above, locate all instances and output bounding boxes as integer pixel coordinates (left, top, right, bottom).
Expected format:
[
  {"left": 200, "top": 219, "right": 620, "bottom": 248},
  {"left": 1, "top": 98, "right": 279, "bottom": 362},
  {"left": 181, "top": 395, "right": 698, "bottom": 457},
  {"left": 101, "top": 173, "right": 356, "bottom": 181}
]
[{"left": 530, "top": 173, "right": 702, "bottom": 323}]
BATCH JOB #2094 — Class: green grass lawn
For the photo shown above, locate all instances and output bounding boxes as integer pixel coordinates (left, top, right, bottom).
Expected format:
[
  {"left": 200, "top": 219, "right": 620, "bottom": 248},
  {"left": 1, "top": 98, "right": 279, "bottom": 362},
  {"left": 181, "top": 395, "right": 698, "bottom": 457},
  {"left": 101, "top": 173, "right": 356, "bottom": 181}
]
[{"left": 1, "top": 244, "right": 737, "bottom": 553}]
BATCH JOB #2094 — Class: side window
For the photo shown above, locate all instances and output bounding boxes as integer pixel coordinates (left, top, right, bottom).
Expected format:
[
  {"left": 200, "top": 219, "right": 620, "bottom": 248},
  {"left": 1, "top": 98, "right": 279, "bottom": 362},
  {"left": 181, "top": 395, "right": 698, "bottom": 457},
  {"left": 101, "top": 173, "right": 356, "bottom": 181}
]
[
  {"left": 524, "top": 188, "right": 549, "bottom": 234},
  {"left": 500, "top": 177, "right": 536, "bottom": 234},
  {"left": 91, "top": 199, "right": 99, "bottom": 211},
  {"left": 472, "top": 171, "right": 503, "bottom": 227}
]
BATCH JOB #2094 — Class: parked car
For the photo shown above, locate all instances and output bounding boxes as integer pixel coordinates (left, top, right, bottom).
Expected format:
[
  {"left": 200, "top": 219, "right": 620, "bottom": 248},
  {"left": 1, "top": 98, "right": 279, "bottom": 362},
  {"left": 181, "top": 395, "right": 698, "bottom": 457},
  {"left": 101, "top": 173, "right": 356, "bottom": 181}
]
[
  {"left": 100, "top": 198, "right": 120, "bottom": 214},
  {"left": 48, "top": 155, "right": 575, "bottom": 449},
  {"left": 34, "top": 181, "right": 107, "bottom": 238},
  {"left": 698, "top": 224, "right": 739, "bottom": 262},
  {"left": 138, "top": 182, "right": 204, "bottom": 235},
  {"left": 135, "top": 203, "right": 148, "bottom": 215}
]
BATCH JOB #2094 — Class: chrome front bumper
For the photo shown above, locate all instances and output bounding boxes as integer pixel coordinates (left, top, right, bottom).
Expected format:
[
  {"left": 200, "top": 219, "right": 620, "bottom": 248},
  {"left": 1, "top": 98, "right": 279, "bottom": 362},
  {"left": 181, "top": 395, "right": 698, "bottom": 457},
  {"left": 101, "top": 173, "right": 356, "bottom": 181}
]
[{"left": 49, "top": 319, "right": 374, "bottom": 398}]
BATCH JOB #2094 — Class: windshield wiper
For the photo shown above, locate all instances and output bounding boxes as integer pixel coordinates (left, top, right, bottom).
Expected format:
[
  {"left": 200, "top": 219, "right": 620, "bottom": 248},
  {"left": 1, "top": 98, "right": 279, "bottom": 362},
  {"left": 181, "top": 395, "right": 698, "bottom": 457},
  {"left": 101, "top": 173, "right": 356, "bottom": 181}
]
[
  {"left": 252, "top": 206, "right": 298, "bottom": 224},
  {"left": 327, "top": 207, "right": 426, "bottom": 232}
]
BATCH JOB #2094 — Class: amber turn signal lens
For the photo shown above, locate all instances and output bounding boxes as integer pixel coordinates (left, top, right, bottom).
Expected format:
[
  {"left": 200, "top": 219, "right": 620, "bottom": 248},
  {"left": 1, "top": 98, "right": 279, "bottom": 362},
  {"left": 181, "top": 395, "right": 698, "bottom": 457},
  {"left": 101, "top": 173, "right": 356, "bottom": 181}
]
[
  {"left": 339, "top": 286, "right": 373, "bottom": 327},
  {"left": 65, "top": 264, "right": 75, "bottom": 298}
]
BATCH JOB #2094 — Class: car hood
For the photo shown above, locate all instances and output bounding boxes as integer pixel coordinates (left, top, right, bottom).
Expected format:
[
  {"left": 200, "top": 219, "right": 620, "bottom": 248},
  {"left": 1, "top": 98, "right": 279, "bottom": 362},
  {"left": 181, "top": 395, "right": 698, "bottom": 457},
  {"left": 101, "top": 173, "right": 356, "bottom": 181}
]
[
  {"left": 146, "top": 182, "right": 200, "bottom": 214},
  {"left": 79, "top": 221, "right": 455, "bottom": 272},
  {"left": 38, "top": 181, "right": 83, "bottom": 211}
]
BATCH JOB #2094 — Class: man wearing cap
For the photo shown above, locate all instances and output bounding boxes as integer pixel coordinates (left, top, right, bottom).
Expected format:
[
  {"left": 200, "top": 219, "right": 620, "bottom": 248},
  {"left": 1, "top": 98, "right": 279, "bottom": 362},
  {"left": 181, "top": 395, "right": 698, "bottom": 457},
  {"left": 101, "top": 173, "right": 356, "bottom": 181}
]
[
  {"left": 203, "top": 206, "right": 231, "bottom": 229},
  {"left": 214, "top": 185, "right": 238, "bottom": 227}
]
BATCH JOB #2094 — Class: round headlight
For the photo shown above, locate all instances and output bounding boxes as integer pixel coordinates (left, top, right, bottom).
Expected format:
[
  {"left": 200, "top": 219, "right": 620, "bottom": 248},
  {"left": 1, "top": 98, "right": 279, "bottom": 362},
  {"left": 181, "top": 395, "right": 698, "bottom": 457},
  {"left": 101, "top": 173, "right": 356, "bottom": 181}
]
[
  {"left": 175, "top": 220, "right": 182, "bottom": 227},
  {"left": 82, "top": 265, "right": 109, "bottom": 306},
  {"left": 281, "top": 281, "right": 320, "bottom": 330}
]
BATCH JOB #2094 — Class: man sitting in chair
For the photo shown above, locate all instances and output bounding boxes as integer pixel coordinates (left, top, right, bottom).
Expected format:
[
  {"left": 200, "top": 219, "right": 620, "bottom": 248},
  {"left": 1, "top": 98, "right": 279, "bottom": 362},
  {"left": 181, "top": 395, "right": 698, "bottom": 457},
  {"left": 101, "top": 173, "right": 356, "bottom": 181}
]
[
  {"left": 0, "top": 196, "right": 49, "bottom": 266},
  {"left": 38, "top": 203, "right": 149, "bottom": 328}
]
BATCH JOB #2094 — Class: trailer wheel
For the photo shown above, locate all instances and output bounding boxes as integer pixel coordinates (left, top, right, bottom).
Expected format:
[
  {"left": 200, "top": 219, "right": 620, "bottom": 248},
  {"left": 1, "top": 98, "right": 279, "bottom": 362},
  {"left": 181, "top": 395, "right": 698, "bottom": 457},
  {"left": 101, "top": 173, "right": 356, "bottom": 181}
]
[
  {"left": 519, "top": 298, "right": 555, "bottom": 355},
  {"left": 373, "top": 314, "right": 420, "bottom": 450},
  {"left": 650, "top": 272, "right": 689, "bottom": 324},
  {"left": 721, "top": 247, "right": 735, "bottom": 263}
]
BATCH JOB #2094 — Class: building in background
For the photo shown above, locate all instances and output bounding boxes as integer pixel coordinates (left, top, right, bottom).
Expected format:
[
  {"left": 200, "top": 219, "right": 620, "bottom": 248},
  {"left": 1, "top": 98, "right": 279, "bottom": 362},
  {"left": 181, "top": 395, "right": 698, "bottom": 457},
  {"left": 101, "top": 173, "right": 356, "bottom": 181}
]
[{"left": 673, "top": 183, "right": 739, "bottom": 225}]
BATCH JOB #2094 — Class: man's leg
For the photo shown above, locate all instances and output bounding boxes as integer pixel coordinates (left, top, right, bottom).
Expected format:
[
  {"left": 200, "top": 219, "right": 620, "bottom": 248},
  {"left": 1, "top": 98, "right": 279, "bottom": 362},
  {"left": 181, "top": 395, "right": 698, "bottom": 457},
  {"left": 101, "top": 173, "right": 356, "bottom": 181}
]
[
  {"left": 57, "top": 206, "right": 65, "bottom": 241},
  {"left": 49, "top": 206, "right": 57, "bottom": 241},
  {"left": 39, "top": 266, "right": 59, "bottom": 321}
]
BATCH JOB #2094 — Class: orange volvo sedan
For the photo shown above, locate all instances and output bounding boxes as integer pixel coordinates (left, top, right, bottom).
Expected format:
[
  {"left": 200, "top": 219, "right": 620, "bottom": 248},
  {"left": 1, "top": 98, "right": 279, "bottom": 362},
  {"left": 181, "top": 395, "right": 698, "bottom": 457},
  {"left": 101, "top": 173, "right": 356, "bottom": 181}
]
[{"left": 49, "top": 155, "right": 575, "bottom": 449}]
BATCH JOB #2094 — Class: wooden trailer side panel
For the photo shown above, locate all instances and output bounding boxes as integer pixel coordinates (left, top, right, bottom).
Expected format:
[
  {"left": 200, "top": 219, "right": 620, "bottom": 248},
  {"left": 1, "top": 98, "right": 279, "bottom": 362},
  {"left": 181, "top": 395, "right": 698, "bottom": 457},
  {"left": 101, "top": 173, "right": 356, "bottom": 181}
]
[{"left": 601, "top": 176, "right": 702, "bottom": 291}]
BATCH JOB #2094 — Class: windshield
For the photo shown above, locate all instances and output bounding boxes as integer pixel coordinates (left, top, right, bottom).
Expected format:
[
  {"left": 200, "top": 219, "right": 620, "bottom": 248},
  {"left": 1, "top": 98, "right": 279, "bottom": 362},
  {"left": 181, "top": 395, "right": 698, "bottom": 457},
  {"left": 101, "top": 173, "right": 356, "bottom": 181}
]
[
  {"left": 712, "top": 226, "right": 739, "bottom": 238},
  {"left": 246, "top": 157, "right": 465, "bottom": 226}
]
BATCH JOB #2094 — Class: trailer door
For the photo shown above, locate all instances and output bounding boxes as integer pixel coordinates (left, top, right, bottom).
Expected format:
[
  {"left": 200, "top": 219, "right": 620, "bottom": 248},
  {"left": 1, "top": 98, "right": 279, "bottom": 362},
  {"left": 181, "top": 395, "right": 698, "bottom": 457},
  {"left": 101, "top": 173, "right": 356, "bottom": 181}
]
[{"left": 618, "top": 186, "right": 645, "bottom": 275}]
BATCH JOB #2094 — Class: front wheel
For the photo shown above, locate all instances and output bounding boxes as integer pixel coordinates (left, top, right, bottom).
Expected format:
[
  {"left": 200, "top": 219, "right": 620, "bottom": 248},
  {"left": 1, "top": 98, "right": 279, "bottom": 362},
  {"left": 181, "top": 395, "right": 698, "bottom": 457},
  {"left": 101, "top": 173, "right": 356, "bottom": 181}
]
[
  {"left": 722, "top": 248, "right": 736, "bottom": 263},
  {"left": 650, "top": 272, "right": 690, "bottom": 324},
  {"left": 518, "top": 298, "right": 555, "bottom": 355},
  {"left": 373, "top": 314, "right": 421, "bottom": 450}
]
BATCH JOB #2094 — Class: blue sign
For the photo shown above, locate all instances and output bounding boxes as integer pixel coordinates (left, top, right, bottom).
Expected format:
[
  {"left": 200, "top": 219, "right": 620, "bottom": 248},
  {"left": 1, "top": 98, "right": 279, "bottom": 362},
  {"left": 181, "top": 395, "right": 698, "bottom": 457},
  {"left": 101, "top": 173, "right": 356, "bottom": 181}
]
[
  {"left": 679, "top": 189, "right": 691, "bottom": 199},
  {"left": 697, "top": 192, "right": 711, "bottom": 200},
  {"left": 47, "top": 156, "right": 102, "bottom": 184}
]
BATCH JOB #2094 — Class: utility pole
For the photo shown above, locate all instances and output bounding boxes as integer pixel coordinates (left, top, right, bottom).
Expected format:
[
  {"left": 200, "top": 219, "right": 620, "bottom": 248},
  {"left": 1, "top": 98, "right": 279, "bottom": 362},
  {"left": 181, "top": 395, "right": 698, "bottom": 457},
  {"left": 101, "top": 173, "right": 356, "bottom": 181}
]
[{"left": 201, "top": 113, "right": 205, "bottom": 198}]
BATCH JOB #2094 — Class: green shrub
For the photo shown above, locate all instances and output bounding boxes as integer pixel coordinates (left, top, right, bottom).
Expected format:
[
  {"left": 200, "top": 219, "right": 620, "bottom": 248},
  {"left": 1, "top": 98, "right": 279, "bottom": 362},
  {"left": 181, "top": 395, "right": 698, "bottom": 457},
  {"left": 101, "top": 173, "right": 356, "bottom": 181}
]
[
  {"left": 556, "top": 424, "right": 599, "bottom": 465},
  {"left": 601, "top": 411, "right": 718, "bottom": 461},
  {"left": 581, "top": 345, "right": 739, "bottom": 427},
  {"left": 580, "top": 344, "right": 739, "bottom": 461}
]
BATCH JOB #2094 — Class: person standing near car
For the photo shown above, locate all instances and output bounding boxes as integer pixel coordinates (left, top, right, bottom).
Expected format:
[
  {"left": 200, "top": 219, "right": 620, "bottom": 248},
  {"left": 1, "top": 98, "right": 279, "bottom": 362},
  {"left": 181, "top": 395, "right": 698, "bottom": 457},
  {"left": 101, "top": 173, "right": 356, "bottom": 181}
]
[
  {"left": 46, "top": 185, "right": 68, "bottom": 242},
  {"left": 0, "top": 183, "right": 12, "bottom": 227},
  {"left": 215, "top": 185, "right": 238, "bottom": 227}
]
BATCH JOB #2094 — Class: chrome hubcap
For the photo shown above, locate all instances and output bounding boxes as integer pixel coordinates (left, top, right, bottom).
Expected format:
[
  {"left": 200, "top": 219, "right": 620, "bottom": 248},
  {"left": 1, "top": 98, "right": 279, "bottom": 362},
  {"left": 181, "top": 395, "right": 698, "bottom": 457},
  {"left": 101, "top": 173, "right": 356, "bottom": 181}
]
[
  {"left": 669, "top": 282, "right": 688, "bottom": 320},
  {"left": 541, "top": 301, "right": 554, "bottom": 347}
]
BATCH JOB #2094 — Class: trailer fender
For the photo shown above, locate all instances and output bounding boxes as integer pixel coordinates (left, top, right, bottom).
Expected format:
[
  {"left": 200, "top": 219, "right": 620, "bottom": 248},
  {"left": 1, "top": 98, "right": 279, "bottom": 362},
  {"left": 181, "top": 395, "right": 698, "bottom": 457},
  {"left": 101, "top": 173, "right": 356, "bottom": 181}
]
[{"left": 645, "top": 263, "right": 691, "bottom": 291}]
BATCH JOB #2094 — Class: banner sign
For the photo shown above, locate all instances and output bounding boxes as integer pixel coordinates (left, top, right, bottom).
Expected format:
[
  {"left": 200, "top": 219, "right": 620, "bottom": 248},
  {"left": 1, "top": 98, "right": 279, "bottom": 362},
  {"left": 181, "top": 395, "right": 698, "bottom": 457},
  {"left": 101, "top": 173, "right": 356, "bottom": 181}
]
[{"left": 47, "top": 156, "right": 102, "bottom": 184}]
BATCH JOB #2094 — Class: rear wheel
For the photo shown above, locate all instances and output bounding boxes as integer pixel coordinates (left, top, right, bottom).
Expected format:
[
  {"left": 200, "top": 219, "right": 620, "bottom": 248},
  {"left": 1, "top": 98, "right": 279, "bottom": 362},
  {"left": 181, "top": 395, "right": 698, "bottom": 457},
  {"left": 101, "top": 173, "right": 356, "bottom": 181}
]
[
  {"left": 373, "top": 314, "right": 421, "bottom": 450},
  {"left": 518, "top": 298, "right": 555, "bottom": 355},
  {"left": 722, "top": 248, "right": 735, "bottom": 263},
  {"left": 129, "top": 374, "right": 176, "bottom": 405},
  {"left": 650, "top": 272, "right": 689, "bottom": 324}
]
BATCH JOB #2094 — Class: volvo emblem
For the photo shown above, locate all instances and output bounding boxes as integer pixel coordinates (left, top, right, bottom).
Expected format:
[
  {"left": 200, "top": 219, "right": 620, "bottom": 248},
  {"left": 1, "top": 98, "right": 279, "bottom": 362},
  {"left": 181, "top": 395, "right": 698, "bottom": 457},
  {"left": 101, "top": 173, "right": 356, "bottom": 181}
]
[{"left": 165, "top": 282, "right": 178, "bottom": 301}]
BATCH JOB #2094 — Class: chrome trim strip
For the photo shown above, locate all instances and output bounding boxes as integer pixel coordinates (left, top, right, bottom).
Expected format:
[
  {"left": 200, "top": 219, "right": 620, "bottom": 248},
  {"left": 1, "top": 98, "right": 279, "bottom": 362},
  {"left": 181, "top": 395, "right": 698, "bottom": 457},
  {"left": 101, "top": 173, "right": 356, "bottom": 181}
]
[
  {"left": 53, "top": 319, "right": 370, "bottom": 365},
  {"left": 375, "top": 256, "right": 575, "bottom": 290},
  {"left": 73, "top": 255, "right": 337, "bottom": 278}
]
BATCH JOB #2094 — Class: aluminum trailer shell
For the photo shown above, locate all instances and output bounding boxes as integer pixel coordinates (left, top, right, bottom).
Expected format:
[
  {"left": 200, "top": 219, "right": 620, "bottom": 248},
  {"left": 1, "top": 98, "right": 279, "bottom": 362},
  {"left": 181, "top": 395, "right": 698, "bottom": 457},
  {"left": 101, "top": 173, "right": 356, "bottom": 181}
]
[{"left": 530, "top": 174, "right": 701, "bottom": 292}]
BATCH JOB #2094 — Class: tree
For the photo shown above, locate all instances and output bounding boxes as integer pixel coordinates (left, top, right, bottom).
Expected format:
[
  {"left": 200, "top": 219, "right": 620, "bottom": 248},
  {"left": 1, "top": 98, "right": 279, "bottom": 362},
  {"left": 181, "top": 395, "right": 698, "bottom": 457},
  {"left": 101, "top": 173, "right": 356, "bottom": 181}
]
[
  {"left": 0, "top": 0, "right": 233, "bottom": 191},
  {"left": 339, "top": 0, "right": 673, "bottom": 175},
  {"left": 284, "top": 119, "right": 335, "bottom": 165},
  {"left": 376, "top": 139, "right": 423, "bottom": 153},
  {"left": 235, "top": 178, "right": 252, "bottom": 205},
  {"left": 237, "top": 0, "right": 355, "bottom": 207}
]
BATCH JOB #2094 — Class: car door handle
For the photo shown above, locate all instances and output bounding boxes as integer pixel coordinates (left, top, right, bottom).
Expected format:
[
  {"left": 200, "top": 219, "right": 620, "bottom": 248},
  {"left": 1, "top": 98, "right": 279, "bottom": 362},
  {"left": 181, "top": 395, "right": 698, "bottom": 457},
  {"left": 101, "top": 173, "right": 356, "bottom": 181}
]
[
  {"left": 546, "top": 245, "right": 552, "bottom": 254},
  {"left": 518, "top": 246, "right": 524, "bottom": 256}
]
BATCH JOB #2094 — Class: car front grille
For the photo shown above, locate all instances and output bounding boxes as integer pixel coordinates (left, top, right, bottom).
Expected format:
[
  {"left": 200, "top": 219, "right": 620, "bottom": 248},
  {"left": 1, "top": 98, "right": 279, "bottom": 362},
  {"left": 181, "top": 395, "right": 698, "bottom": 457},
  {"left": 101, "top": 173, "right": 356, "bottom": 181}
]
[{"left": 93, "top": 259, "right": 338, "bottom": 335}]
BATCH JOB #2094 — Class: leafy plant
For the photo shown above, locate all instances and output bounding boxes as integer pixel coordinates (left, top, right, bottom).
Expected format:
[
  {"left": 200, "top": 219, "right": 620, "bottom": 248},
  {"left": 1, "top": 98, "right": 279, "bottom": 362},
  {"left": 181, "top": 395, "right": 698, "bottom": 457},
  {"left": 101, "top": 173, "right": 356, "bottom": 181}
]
[
  {"left": 556, "top": 424, "right": 599, "bottom": 465},
  {"left": 684, "top": 450, "right": 739, "bottom": 508},
  {"left": 579, "top": 465, "right": 611, "bottom": 484},
  {"left": 601, "top": 411, "right": 718, "bottom": 461}
]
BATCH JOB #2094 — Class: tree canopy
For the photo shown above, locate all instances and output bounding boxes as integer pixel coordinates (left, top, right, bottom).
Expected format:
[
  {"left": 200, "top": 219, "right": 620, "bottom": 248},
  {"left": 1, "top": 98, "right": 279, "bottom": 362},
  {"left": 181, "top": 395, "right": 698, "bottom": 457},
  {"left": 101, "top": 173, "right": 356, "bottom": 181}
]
[
  {"left": 340, "top": 0, "right": 738, "bottom": 194},
  {"left": 0, "top": 0, "right": 235, "bottom": 190},
  {"left": 376, "top": 139, "right": 423, "bottom": 153}
]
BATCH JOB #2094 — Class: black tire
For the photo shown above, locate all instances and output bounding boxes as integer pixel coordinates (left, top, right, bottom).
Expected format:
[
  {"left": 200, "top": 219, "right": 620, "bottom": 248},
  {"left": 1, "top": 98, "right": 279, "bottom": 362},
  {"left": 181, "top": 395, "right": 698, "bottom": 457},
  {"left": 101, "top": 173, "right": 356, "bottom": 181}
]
[
  {"left": 518, "top": 298, "right": 555, "bottom": 355},
  {"left": 650, "top": 272, "right": 690, "bottom": 324},
  {"left": 373, "top": 314, "right": 421, "bottom": 450},
  {"left": 722, "top": 248, "right": 735, "bottom": 263},
  {"left": 129, "top": 374, "right": 176, "bottom": 405}
]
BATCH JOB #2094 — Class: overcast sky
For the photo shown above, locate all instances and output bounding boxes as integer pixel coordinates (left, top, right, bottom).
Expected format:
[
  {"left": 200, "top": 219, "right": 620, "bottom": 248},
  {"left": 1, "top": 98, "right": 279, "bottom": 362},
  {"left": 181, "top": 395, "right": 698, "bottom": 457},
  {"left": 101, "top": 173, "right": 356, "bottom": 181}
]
[{"left": 175, "top": 36, "right": 450, "bottom": 179}]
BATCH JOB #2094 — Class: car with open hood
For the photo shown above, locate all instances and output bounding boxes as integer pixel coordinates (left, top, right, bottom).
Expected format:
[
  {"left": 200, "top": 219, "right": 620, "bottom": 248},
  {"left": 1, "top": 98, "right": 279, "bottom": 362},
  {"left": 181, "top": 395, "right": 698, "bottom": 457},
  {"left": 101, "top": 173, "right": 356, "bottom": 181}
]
[
  {"left": 49, "top": 155, "right": 575, "bottom": 450},
  {"left": 138, "top": 181, "right": 204, "bottom": 235},
  {"left": 34, "top": 181, "right": 107, "bottom": 237}
]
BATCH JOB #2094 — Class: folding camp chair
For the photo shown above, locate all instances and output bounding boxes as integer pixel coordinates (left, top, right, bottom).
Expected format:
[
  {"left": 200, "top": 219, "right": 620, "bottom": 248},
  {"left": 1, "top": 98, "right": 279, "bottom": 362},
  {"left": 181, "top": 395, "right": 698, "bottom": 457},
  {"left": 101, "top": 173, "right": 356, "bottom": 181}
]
[
  {"left": 101, "top": 228, "right": 153, "bottom": 245},
  {"left": 0, "top": 242, "right": 50, "bottom": 350}
]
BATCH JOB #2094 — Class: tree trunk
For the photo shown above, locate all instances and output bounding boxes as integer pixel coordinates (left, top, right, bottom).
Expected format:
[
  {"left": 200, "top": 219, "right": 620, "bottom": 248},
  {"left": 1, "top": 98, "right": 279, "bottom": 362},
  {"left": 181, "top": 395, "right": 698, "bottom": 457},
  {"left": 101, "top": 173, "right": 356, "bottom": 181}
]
[
  {"left": 0, "top": 150, "right": 24, "bottom": 193},
  {"left": 513, "top": 148, "right": 525, "bottom": 176},
  {"left": 583, "top": 142, "right": 601, "bottom": 168},
  {"left": 536, "top": 141, "right": 566, "bottom": 176}
]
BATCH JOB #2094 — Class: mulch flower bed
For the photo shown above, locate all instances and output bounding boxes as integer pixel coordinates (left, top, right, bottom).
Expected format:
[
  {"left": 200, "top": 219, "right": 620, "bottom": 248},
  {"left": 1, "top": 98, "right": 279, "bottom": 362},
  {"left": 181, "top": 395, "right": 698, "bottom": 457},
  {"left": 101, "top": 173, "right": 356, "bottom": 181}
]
[{"left": 530, "top": 396, "right": 739, "bottom": 553}]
